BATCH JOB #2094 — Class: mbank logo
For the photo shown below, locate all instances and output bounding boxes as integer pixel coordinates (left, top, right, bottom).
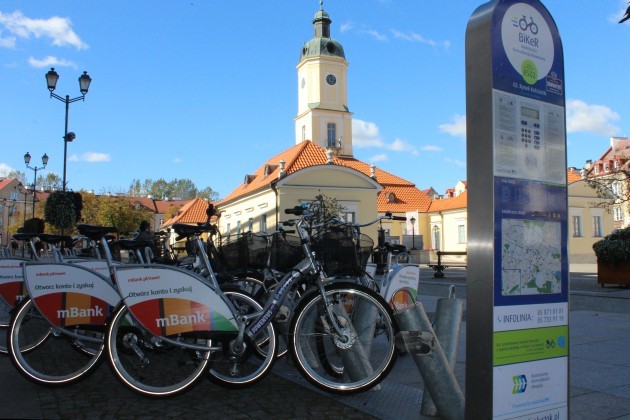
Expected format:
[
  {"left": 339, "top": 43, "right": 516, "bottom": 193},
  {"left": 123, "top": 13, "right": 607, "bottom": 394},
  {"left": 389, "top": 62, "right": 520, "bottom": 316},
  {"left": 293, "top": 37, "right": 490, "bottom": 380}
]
[
  {"left": 513, "top": 374, "right": 527, "bottom": 394},
  {"left": 156, "top": 311, "right": 207, "bottom": 327},
  {"left": 57, "top": 306, "right": 104, "bottom": 318}
]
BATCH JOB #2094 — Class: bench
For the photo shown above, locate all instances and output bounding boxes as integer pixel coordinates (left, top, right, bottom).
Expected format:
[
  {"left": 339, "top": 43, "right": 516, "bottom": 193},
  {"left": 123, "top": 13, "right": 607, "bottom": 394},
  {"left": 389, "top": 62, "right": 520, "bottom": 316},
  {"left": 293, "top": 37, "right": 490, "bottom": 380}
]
[{"left": 428, "top": 251, "right": 467, "bottom": 278}]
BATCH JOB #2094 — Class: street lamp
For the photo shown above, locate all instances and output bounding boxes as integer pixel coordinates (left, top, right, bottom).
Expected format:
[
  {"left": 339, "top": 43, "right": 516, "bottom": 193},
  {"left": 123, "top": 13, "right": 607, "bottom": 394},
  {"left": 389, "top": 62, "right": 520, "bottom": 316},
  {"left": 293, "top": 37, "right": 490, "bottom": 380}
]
[
  {"left": 17, "top": 183, "right": 28, "bottom": 226},
  {"left": 410, "top": 216, "right": 417, "bottom": 250},
  {"left": 24, "top": 152, "right": 48, "bottom": 218},
  {"left": 46, "top": 67, "right": 92, "bottom": 191}
]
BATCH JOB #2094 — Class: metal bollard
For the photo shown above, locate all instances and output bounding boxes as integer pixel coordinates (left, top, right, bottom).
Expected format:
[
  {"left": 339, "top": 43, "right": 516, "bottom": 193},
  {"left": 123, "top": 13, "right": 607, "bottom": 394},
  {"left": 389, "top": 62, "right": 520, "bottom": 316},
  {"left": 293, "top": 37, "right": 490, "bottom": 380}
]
[
  {"left": 393, "top": 294, "right": 464, "bottom": 420},
  {"left": 421, "top": 286, "right": 464, "bottom": 417}
]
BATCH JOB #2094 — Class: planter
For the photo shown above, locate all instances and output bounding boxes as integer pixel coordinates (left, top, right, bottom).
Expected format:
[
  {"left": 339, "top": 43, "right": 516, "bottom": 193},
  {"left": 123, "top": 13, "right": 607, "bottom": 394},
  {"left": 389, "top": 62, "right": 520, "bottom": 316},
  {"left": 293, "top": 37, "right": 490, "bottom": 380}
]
[{"left": 597, "top": 260, "right": 630, "bottom": 287}]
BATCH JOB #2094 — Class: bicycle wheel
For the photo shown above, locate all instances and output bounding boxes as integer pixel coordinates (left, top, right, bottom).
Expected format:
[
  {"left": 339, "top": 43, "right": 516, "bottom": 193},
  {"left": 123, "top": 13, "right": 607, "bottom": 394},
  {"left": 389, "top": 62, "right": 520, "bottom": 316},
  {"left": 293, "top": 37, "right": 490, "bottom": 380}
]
[
  {"left": 8, "top": 298, "right": 103, "bottom": 386},
  {"left": 208, "top": 289, "right": 277, "bottom": 388},
  {"left": 0, "top": 297, "right": 13, "bottom": 353},
  {"left": 106, "top": 305, "right": 210, "bottom": 397},
  {"left": 289, "top": 282, "right": 398, "bottom": 394}
]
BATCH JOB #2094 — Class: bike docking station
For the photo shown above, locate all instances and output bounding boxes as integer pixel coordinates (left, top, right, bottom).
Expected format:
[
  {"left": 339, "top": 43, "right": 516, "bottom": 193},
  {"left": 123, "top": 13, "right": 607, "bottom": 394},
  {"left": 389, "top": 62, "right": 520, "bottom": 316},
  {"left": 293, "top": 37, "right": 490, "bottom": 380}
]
[
  {"left": 393, "top": 287, "right": 465, "bottom": 419},
  {"left": 466, "top": 1, "right": 569, "bottom": 419}
]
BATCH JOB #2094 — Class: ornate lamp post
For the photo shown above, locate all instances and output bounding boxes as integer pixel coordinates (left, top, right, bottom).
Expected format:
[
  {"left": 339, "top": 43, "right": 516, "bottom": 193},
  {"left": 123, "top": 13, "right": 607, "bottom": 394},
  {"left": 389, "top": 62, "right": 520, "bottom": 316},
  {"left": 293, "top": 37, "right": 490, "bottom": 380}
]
[
  {"left": 45, "top": 68, "right": 92, "bottom": 191},
  {"left": 410, "top": 216, "right": 417, "bottom": 250},
  {"left": 17, "top": 183, "right": 28, "bottom": 225},
  {"left": 24, "top": 152, "right": 48, "bottom": 218}
]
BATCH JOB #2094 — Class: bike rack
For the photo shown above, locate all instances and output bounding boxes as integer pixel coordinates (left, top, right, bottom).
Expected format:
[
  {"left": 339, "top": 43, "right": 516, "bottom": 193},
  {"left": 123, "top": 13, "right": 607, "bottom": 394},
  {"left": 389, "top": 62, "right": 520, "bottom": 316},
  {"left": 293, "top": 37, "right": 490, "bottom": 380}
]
[{"left": 392, "top": 289, "right": 464, "bottom": 420}]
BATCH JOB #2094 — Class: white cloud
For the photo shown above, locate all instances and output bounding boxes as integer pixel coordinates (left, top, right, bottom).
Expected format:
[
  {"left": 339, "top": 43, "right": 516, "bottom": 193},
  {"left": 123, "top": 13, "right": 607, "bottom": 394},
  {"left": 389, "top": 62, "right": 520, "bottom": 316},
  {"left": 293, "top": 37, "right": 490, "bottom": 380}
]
[
  {"left": 0, "top": 163, "right": 14, "bottom": 176},
  {"left": 340, "top": 21, "right": 354, "bottom": 33},
  {"left": 0, "top": 36, "right": 16, "bottom": 48},
  {"left": 422, "top": 145, "right": 443, "bottom": 152},
  {"left": 360, "top": 29, "right": 388, "bottom": 42},
  {"left": 28, "top": 55, "right": 76, "bottom": 69},
  {"left": 82, "top": 152, "right": 111, "bottom": 162},
  {"left": 0, "top": 11, "right": 88, "bottom": 49},
  {"left": 352, "top": 119, "right": 418, "bottom": 154},
  {"left": 370, "top": 154, "right": 388, "bottom": 162},
  {"left": 439, "top": 114, "right": 467, "bottom": 138},
  {"left": 173, "top": 157, "right": 182, "bottom": 164},
  {"left": 69, "top": 152, "right": 110, "bottom": 162},
  {"left": 391, "top": 29, "right": 451, "bottom": 49},
  {"left": 444, "top": 157, "right": 465, "bottom": 168},
  {"left": 353, "top": 119, "right": 384, "bottom": 148},
  {"left": 566, "top": 99, "right": 620, "bottom": 136}
]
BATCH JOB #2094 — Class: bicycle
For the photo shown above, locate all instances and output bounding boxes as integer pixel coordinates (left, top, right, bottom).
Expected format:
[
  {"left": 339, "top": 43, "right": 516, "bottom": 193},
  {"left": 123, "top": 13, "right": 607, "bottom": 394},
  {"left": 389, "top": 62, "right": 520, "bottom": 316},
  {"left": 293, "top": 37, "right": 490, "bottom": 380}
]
[
  {"left": 7, "top": 228, "right": 121, "bottom": 386},
  {"left": 106, "top": 201, "right": 398, "bottom": 396}
]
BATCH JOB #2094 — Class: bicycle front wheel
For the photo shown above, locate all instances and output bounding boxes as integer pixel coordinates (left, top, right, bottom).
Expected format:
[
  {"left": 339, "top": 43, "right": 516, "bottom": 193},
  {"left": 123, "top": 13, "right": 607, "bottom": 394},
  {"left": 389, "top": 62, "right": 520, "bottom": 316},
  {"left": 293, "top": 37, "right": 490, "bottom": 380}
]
[
  {"left": 208, "top": 289, "right": 277, "bottom": 388},
  {"left": 8, "top": 298, "right": 103, "bottom": 386},
  {"left": 106, "top": 305, "right": 210, "bottom": 397},
  {"left": 289, "top": 283, "right": 398, "bottom": 394}
]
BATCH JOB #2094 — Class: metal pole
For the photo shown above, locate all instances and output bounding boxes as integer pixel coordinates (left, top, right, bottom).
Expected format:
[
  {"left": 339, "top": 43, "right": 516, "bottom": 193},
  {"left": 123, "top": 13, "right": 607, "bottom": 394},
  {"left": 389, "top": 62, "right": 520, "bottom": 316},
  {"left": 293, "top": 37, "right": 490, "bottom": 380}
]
[
  {"left": 32, "top": 168, "right": 37, "bottom": 218},
  {"left": 63, "top": 95, "right": 70, "bottom": 192}
]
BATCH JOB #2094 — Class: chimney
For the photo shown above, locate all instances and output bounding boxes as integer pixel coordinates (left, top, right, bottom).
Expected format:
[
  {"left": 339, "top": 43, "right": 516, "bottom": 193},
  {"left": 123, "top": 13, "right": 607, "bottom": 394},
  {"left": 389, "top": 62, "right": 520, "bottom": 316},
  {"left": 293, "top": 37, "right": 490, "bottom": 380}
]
[
  {"left": 584, "top": 160, "right": 592, "bottom": 170},
  {"left": 278, "top": 159, "right": 286, "bottom": 179},
  {"left": 326, "top": 149, "right": 334, "bottom": 164},
  {"left": 370, "top": 164, "right": 376, "bottom": 179}
]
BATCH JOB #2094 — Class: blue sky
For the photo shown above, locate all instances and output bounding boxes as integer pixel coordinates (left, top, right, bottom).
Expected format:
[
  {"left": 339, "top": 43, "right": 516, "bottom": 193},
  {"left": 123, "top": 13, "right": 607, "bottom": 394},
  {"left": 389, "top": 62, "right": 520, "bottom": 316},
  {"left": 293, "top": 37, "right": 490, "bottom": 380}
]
[{"left": 1, "top": 0, "right": 628, "bottom": 199}]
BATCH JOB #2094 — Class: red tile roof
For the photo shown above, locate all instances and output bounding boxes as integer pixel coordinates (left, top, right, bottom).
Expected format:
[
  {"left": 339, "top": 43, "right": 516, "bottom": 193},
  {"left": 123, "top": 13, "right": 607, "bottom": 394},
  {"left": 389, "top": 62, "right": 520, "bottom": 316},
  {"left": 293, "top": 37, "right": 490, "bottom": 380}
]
[
  {"left": 567, "top": 169, "right": 582, "bottom": 184},
  {"left": 219, "top": 141, "right": 432, "bottom": 213},
  {"left": 427, "top": 190, "right": 468, "bottom": 212},
  {"left": 161, "top": 198, "right": 212, "bottom": 227}
]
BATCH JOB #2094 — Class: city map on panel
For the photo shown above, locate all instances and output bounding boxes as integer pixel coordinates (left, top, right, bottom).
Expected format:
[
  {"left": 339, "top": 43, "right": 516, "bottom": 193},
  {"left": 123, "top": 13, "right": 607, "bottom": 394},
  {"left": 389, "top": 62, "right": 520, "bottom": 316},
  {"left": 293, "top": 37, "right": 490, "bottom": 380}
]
[{"left": 501, "top": 219, "right": 562, "bottom": 295}]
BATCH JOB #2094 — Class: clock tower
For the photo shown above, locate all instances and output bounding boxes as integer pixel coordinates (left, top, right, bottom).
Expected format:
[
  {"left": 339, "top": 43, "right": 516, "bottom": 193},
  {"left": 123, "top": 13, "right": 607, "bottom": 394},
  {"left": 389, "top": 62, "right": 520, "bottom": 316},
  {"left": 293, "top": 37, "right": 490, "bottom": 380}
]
[{"left": 295, "top": 2, "right": 353, "bottom": 156}]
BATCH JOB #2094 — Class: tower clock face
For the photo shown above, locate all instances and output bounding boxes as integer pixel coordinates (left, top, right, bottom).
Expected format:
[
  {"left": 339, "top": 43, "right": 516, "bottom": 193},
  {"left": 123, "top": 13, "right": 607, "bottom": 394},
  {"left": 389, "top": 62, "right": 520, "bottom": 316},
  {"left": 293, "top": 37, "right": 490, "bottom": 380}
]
[{"left": 326, "top": 74, "right": 337, "bottom": 85}]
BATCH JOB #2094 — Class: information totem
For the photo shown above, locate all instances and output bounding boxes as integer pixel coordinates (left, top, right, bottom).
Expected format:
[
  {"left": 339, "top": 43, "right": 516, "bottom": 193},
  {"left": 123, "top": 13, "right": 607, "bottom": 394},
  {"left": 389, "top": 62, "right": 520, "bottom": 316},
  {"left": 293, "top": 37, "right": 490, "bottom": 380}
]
[{"left": 465, "top": 1, "right": 568, "bottom": 418}]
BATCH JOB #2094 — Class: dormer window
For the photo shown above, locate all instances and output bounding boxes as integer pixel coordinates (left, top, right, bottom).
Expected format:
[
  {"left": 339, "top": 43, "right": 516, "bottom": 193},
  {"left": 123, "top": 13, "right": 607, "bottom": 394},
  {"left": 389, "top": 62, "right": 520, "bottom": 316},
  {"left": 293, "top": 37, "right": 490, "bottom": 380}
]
[
  {"left": 604, "top": 162, "right": 610, "bottom": 173},
  {"left": 386, "top": 192, "right": 396, "bottom": 203},
  {"left": 263, "top": 164, "right": 277, "bottom": 178},
  {"left": 244, "top": 174, "right": 255, "bottom": 186}
]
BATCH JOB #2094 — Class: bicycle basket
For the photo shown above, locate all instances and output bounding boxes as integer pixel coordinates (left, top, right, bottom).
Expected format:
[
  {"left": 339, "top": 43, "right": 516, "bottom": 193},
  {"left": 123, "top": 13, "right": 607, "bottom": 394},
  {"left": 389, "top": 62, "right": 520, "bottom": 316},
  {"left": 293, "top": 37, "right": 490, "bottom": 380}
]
[
  {"left": 219, "top": 233, "right": 269, "bottom": 271},
  {"left": 312, "top": 226, "right": 363, "bottom": 277},
  {"left": 270, "top": 234, "right": 304, "bottom": 273},
  {"left": 357, "top": 233, "right": 374, "bottom": 270}
]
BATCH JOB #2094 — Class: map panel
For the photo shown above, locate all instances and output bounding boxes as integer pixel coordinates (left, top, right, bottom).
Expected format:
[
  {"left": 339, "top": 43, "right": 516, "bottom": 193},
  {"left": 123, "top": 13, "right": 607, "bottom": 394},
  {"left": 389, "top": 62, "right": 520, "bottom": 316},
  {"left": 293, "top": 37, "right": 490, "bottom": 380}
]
[{"left": 501, "top": 219, "right": 561, "bottom": 296}]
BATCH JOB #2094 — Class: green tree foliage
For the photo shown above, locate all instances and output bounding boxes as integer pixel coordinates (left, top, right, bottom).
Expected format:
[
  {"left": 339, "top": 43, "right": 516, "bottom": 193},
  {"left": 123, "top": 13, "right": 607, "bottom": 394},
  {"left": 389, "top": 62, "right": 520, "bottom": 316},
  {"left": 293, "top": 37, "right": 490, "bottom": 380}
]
[
  {"left": 313, "top": 193, "right": 345, "bottom": 224},
  {"left": 44, "top": 191, "right": 76, "bottom": 231},
  {"left": 97, "top": 196, "right": 153, "bottom": 236},
  {"left": 127, "top": 178, "right": 218, "bottom": 200},
  {"left": 39, "top": 173, "right": 63, "bottom": 191}
]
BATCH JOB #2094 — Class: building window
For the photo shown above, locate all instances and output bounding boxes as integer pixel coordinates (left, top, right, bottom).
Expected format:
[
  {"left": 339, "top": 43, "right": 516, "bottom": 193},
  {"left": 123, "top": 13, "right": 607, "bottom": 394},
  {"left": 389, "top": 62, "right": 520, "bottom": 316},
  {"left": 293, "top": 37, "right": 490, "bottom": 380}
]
[
  {"left": 592, "top": 216, "right": 602, "bottom": 237},
  {"left": 604, "top": 162, "right": 610, "bottom": 172},
  {"left": 327, "top": 123, "right": 337, "bottom": 148},
  {"left": 458, "top": 225, "right": 466, "bottom": 243},
  {"left": 225, "top": 223, "right": 231, "bottom": 238},
  {"left": 613, "top": 206, "right": 623, "bottom": 222},
  {"left": 236, "top": 221, "right": 241, "bottom": 235},
  {"left": 248, "top": 218, "right": 253, "bottom": 232},
  {"left": 572, "top": 215, "right": 582, "bottom": 237},
  {"left": 341, "top": 211, "right": 355, "bottom": 224},
  {"left": 260, "top": 214, "right": 267, "bottom": 233},
  {"left": 614, "top": 160, "right": 620, "bottom": 170}
]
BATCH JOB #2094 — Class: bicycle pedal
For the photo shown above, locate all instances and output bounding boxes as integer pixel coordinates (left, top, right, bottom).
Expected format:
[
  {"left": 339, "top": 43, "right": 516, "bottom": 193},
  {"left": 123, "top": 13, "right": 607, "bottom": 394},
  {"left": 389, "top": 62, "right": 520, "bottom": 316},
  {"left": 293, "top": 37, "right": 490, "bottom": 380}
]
[{"left": 394, "top": 330, "right": 435, "bottom": 355}]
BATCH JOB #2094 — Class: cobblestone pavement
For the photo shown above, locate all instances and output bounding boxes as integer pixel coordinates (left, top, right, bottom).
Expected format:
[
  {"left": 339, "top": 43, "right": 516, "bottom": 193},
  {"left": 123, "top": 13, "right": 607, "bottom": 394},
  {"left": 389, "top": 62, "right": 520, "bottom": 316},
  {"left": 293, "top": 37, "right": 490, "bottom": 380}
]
[{"left": 0, "top": 356, "right": 377, "bottom": 419}]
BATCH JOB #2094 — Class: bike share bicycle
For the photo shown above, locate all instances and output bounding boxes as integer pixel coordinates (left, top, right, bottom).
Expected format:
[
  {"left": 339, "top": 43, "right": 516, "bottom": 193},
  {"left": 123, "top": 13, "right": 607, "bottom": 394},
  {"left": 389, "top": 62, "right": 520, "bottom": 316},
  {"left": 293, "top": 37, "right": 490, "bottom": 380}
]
[
  {"left": 7, "top": 230, "right": 121, "bottom": 385},
  {"left": 105, "top": 202, "right": 398, "bottom": 396}
]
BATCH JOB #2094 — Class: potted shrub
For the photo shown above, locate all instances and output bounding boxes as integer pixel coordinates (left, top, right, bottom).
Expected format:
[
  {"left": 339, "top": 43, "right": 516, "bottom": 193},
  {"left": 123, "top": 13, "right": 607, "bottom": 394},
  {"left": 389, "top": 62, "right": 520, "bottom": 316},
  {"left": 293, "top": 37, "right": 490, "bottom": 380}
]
[{"left": 593, "top": 227, "right": 630, "bottom": 287}]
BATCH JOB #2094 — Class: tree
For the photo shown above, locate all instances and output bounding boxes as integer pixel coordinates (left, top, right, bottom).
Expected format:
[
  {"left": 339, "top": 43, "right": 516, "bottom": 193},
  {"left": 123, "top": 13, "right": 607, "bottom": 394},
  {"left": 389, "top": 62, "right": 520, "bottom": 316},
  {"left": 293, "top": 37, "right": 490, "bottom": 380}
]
[
  {"left": 98, "top": 197, "right": 153, "bottom": 236},
  {"left": 39, "top": 173, "right": 63, "bottom": 191},
  {"left": 44, "top": 191, "right": 76, "bottom": 232}
]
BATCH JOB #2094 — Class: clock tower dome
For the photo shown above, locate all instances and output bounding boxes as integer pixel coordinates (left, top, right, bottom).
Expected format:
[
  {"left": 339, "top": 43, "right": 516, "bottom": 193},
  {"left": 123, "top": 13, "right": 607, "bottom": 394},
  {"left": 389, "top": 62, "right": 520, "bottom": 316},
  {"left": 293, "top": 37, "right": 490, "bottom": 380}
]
[{"left": 295, "top": 1, "right": 353, "bottom": 156}]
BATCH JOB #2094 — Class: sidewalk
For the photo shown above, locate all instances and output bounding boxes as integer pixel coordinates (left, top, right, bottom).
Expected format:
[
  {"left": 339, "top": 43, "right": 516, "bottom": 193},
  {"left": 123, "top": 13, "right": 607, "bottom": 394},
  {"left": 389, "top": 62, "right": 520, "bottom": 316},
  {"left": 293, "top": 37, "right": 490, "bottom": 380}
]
[{"left": 1, "top": 266, "right": 629, "bottom": 419}]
